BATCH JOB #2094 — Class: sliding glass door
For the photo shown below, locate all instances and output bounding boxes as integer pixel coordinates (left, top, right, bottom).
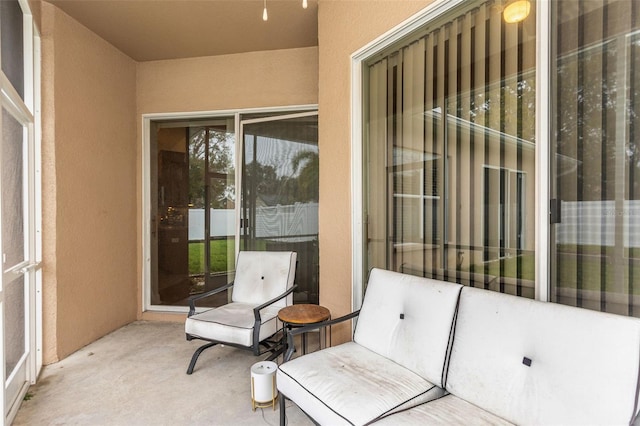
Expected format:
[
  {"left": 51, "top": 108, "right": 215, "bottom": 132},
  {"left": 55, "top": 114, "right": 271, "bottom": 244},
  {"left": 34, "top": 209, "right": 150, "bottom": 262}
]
[
  {"left": 240, "top": 112, "right": 319, "bottom": 303},
  {"left": 551, "top": 0, "right": 640, "bottom": 316},
  {"left": 0, "top": 1, "right": 41, "bottom": 421},
  {"left": 364, "top": 0, "right": 536, "bottom": 297},
  {"left": 361, "top": 0, "right": 640, "bottom": 319},
  {"left": 145, "top": 109, "right": 318, "bottom": 309}
]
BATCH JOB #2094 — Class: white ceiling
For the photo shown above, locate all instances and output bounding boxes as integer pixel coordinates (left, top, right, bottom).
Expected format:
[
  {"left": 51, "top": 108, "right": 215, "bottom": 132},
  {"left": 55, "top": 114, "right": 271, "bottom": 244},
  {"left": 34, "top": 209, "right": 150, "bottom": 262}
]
[{"left": 43, "top": 0, "right": 319, "bottom": 62}]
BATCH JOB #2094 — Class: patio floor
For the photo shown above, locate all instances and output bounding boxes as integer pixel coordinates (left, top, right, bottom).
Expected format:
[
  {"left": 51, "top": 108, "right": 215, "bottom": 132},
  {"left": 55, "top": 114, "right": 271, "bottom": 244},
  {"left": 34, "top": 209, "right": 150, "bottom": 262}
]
[{"left": 13, "top": 321, "right": 313, "bottom": 425}]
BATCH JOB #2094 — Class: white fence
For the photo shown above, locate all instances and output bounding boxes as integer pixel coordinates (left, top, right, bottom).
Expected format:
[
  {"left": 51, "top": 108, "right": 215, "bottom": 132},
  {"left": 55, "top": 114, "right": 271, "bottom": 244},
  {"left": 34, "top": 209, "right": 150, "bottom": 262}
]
[
  {"left": 188, "top": 203, "right": 319, "bottom": 241},
  {"left": 556, "top": 200, "right": 640, "bottom": 247},
  {"left": 188, "top": 200, "right": 640, "bottom": 248}
]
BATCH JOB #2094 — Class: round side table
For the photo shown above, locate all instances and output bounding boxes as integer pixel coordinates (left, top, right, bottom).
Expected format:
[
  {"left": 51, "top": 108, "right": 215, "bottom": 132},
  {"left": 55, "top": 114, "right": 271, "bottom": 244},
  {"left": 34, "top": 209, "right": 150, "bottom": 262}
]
[{"left": 278, "top": 304, "right": 331, "bottom": 356}]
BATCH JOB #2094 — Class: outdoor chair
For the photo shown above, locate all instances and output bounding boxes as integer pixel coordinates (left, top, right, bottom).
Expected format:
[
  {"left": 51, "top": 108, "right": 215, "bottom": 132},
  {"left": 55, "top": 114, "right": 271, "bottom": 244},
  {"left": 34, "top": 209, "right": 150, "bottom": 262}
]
[{"left": 185, "top": 250, "right": 297, "bottom": 374}]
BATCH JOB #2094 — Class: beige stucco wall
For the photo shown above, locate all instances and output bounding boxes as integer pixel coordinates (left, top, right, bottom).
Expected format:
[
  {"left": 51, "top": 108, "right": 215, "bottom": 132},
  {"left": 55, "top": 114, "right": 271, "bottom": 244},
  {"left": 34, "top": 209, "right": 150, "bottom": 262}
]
[
  {"left": 317, "top": 0, "right": 432, "bottom": 343},
  {"left": 40, "top": 2, "right": 138, "bottom": 363},
  {"left": 137, "top": 47, "right": 318, "bottom": 113},
  {"left": 38, "top": 0, "right": 433, "bottom": 360},
  {"left": 136, "top": 47, "right": 319, "bottom": 321}
]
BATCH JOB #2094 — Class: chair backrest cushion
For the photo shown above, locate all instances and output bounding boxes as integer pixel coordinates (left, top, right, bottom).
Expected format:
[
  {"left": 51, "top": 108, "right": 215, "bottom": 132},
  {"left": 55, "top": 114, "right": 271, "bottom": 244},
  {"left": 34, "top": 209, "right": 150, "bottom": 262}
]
[
  {"left": 354, "top": 268, "right": 463, "bottom": 387},
  {"left": 231, "top": 251, "right": 296, "bottom": 307},
  {"left": 446, "top": 286, "right": 640, "bottom": 425}
]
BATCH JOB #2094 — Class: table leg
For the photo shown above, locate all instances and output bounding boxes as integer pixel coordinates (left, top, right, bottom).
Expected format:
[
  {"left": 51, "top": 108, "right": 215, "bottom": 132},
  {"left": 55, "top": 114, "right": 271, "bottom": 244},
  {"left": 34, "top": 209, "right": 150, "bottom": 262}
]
[{"left": 281, "top": 322, "right": 289, "bottom": 363}]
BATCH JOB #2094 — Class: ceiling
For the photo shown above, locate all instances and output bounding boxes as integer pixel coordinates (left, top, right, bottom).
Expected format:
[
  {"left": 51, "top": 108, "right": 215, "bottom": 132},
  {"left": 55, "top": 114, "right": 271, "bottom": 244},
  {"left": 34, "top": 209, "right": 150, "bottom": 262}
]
[{"left": 43, "top": 0, "right": 319, "bottom": 62}]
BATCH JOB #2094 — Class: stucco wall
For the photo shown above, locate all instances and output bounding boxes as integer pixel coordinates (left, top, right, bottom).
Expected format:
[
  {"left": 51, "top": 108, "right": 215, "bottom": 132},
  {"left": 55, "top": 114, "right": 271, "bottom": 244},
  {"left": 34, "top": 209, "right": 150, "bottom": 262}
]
[
  {"left": 137, "top": 47, "right": 318, "bottom": 113},
  {"left": 136, "top": 47, "right": 319, "bottom": 321},
  {"left": 41, "top": 2, "right": 138, "bottom": 362},
  {"left": 38, "top": 0, "right": 430, "bottom": 360},
  {"left": 317, "top": 0, "right": 432, "bottom": 343}
]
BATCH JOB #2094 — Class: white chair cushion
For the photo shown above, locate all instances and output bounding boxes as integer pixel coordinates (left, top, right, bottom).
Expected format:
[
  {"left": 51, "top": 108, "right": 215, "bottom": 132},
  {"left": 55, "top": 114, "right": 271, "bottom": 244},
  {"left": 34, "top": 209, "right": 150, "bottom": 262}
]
[
  {"left": 231, "top": 251, "right": 296, "bottom": 308},
  {"left": 277, "top": 342, "right": 446, "bottom": 426},
  {"left": 447, "top": 287, "right": 640, "bottom": 425},
  {"left": 354, "top": 268, "right": 462, "bottom": 387},
  {"left": 185, "top": 303, "right": 280, "bottom": 347},
  {"left": 373, "top": 394, "right": 513, "bottom": 425}
]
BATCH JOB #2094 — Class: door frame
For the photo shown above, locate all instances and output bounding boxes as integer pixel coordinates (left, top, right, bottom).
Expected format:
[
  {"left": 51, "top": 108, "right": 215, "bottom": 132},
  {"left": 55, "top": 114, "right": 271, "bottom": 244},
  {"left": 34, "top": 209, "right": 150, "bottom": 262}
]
[
  {"left": 141, "top": 105, "right": 317, "bottom": 313},
  {"left": 0, "top": 1, "right": 43, "bottom": 422}
]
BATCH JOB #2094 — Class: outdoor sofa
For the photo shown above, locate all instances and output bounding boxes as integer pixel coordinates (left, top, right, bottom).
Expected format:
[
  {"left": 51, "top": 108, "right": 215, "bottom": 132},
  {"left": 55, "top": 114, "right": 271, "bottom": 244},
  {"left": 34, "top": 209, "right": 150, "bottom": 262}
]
[{"left": 277, "top": 268, "right": 640, "bottom": 425}]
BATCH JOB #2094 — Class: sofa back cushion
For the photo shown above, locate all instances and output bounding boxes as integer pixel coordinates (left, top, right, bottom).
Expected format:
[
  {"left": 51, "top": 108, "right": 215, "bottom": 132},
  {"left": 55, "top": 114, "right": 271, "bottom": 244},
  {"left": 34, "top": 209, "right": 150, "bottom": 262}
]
[
  {"left": 447, "top": 287, "right": 640, "bottom": 425},
  {"left": 354, "top": 268, "right": 463, "bottom": 387},
  {"left": 231, "top": 251, "right": 297, "bottom": 308}
]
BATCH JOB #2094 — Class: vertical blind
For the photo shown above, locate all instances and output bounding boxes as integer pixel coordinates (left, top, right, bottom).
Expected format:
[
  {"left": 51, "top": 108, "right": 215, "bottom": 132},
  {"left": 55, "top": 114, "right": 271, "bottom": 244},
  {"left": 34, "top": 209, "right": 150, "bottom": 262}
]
[
  {"left": 366, "top": 0, "right": 536, "bottom": 296},
  {"left": 553, "top": 0, "right": 640, "bottom": 317}
]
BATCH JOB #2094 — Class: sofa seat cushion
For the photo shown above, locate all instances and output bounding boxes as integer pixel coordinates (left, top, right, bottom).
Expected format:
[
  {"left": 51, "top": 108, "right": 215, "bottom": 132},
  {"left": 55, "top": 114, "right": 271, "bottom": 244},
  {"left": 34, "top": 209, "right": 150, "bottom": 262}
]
[
  {"left": 446, "top": 287, "right": 640, "bottom": 425},
  {"left": 354, "top": 269, "right": 463, "bottom": 387},
  {"left": 373, "top": 395, "right": 513, "bottom": 425},
  {"left": 277, "top": 342, "right": 446, "bottom": 426},
  {"left": 185, "top": 302, "right": 280, "bottom": 347}
]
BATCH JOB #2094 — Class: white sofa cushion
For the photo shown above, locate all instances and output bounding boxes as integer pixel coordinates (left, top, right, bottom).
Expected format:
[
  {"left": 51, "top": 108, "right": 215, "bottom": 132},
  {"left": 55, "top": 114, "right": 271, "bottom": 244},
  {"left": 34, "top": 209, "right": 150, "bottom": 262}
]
[
  {"left": 354, "top": 268, "right": 463, "bottom": 387},
  {"left": 277, "top": 342, "right": 446, "bottom": 426},
  {"left": 447, "top": 287, "right": 640, "bottom": 425},
  {"left": 231, "top": 251, "right": 296, "bottom": 308},
  {"left": 185, "top": 303, "right": 280, "bottom": 347},
  {"left": 373, "top": 394, "right": 513, "bottom": 425}
]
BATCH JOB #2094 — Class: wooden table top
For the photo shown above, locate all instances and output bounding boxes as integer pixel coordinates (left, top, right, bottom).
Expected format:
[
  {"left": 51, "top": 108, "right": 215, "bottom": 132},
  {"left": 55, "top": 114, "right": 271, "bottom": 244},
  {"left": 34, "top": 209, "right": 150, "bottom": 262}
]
[{"left": 278, "top": 304, "right": 331, "bottom": 324}]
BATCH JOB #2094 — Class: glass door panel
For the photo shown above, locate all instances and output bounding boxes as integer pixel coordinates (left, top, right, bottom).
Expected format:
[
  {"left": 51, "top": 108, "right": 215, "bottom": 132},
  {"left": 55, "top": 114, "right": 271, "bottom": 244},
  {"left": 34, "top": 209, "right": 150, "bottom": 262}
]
[
  {"left": 364, "top": 0, "right": 536, "bottom": 297},
  {"left": 551, "top": 0, "right": 640, "bottom": 316},
  {"left": 151, "top": 119, "right": 235, "bottom": 308},
  {"left": 1, "top": 0, "right": 24, "bottom": 101},
  {"left": 0, "top": 2, "right": 40, "bottom": 422},
  {"left": 240, "top": 112, "right": 319, "bottom": 304},
  {"left": 187, "top": 124, "right": 235, "bottom": 307},
  {"left": 2, "top": 107, "right": 28, "bottom": 416}
]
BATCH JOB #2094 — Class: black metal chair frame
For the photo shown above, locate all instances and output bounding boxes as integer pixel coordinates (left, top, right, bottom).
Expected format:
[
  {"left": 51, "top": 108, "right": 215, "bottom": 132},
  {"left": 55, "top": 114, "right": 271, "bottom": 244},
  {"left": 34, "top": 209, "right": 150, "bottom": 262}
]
[
  {"left": 278, "top": 309, "right": 361, "bottom": 426},
  {"left": 185, "top": 282, "right": 297, "bottom": 375}
]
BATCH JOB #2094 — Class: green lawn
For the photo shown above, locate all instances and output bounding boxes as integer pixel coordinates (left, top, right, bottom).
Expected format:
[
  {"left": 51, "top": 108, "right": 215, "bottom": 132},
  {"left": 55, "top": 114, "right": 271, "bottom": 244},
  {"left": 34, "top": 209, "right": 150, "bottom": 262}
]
[
  {"left": 555, "top": 245, "right": 640, "bottom": 294},
  {"left": 468, "top": 253, "right": 535, "bottom": 280},
  {"left": 189, "top": 239, "right": 235, "bottom": 275},
  {"left": 188, "top": 238, "right": 268, "bottom": 275},
  {"left": 466, "top": 247, "right": 640, "bottom": 295}
]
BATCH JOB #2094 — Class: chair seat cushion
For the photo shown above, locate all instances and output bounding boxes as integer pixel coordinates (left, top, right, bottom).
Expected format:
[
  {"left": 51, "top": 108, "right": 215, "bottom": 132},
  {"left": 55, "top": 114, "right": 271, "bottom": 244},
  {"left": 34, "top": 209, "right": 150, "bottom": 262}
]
[
  {"left": 277, "top": 342, "right": 446, "bottom": 426},
  {"left": 185, "top": 302, "right": 280, "bottom": 347},
  {"left": 372, "top": 395, "right": 513, "bottom": 425}
]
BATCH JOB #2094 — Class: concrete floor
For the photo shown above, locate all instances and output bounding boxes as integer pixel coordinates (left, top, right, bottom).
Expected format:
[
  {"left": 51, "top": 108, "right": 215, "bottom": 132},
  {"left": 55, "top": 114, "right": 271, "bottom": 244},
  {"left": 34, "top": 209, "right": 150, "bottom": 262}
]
[{"left": 13, "top": 321, "right": 314, "bottom": 426}]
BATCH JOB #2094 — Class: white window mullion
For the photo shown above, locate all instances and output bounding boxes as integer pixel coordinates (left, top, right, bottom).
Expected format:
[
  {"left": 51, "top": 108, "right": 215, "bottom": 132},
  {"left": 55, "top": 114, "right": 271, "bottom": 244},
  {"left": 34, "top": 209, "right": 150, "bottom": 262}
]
[
  {"left": 536, "top": 0, "right": 551, "bottom": 303},
  {"left": 32, "top": 30, "right": 43, "bottom": 379},
  {"left": 22, "top": 11, "right": 34, "bottom": 115},
  {"left": 0, "top": 73, "right": 33, "bottom": 126}
]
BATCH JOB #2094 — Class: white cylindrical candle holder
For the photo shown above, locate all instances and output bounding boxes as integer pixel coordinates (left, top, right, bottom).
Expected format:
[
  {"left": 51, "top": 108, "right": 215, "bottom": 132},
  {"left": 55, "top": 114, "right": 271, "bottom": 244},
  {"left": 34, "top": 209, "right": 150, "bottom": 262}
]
[{"left": 250, "top": 361, "right": 277, "bottom": 411}]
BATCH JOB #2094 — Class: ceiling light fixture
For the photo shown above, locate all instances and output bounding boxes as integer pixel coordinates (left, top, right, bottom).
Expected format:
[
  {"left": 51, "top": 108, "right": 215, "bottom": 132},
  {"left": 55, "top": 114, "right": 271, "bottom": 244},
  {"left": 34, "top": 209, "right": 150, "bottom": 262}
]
[
  {"left": 262, "top": 0, "right": 309, "bottom": 22},
  {"left": 503, "top": 0, "right": 530, "bottom": 23}
]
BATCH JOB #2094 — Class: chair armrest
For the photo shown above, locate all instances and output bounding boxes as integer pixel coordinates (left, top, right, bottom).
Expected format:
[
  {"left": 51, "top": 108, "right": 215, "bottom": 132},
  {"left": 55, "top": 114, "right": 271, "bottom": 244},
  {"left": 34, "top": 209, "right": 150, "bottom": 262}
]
[
  {"left": 250, "top": 285, "right": 298, "bottom": 353},
  {"left": 284, "top": 310, "right": 361, "bottom": 361},
  {"left": 253, "top": 285, "right": 298, "bottom": 322},
  {"left": 188, "top": 282, "right": 234, "bottom": 316}
]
